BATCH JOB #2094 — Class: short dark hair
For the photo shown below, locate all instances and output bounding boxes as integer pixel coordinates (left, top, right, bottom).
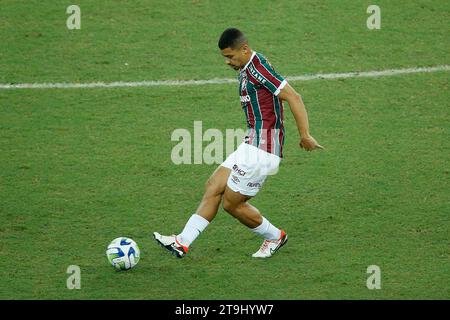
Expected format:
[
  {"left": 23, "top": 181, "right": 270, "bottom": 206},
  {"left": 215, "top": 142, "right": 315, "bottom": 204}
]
[{"left": 218, "top": 28, "right": 247, "bottom": 50}]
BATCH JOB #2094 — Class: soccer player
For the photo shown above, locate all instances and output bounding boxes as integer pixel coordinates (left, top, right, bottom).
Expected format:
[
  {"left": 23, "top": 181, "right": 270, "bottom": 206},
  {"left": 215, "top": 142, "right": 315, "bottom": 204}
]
[{"left": 154, "top": 28, "right": 323, "bottom": 258}]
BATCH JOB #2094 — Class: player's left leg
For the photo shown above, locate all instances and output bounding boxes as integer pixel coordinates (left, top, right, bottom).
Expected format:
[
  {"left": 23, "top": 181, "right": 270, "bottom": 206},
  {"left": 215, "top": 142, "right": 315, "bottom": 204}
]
[
  {"left": 222, "top": 186, "right": 260, "bottom": 227},
  {"left": 222, "top": 186, "right": 288, "bottom": 258}
]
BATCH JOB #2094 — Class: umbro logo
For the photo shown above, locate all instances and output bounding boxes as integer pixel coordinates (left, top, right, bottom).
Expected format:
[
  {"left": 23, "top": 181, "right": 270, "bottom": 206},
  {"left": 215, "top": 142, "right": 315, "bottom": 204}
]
[{"left": 231, "top": 175, "right": 240, "bottom": 184}]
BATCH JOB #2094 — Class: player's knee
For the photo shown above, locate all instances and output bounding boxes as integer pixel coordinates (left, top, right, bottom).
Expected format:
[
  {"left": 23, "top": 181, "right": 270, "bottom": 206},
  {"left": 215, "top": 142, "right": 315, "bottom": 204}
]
[
  {"left": 205, "top": 177, "right": 224, "bottom": 196},
  {"left": 222, "top": 197, "right": 236, "bottom": 214},
  {"left": 223, "top": 197, "right": 248, "bottom": 217}
]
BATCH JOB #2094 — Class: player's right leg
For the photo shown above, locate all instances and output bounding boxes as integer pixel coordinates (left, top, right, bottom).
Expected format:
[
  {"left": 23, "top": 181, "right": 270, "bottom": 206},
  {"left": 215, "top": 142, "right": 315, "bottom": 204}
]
[
  {"left": 153, "top": 165, "right": 230, "bottom": 258},
  {"left": 194, "top": 165, "right": 231, "bottom": 222}
]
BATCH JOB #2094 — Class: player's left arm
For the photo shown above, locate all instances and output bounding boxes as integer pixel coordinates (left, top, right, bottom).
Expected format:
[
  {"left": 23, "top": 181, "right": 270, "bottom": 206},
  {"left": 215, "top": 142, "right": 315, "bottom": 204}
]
[{"left": 278, "top": 84, "right": 324, "bottom": 151}]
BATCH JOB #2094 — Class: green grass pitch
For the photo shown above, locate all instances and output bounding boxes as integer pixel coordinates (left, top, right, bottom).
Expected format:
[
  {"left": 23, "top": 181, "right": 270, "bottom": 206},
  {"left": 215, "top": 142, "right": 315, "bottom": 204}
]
[{"left": 0, "top": 0, "right": 449, "bottom": 299}]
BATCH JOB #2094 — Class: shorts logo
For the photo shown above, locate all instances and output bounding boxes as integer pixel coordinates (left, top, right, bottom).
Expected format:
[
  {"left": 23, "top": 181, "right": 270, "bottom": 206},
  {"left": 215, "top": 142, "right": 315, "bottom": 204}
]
[
  {"left": 231, "top": 175, "right": 240, "bottom": 184},
  {"left": 232, "top": 164, "right": 246, "bottom": 176},
  {"left": 247, "top": 182, "right": 261, "bottom": 188}
]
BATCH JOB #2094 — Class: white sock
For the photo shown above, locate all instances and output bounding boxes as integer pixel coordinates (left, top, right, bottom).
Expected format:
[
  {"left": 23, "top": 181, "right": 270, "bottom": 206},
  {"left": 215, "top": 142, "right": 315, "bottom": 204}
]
[
  {"left": 251, "top": 217, "right": 281, "bottom": 241},
  {"left": 177, "top": 214, "right": 210, "bottom": 247}
]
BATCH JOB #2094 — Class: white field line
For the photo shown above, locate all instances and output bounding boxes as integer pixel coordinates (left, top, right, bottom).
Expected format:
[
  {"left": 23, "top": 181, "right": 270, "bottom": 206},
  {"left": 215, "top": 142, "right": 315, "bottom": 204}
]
[{"left": 0, "top": 65, "right": 449, "bottom": 90}]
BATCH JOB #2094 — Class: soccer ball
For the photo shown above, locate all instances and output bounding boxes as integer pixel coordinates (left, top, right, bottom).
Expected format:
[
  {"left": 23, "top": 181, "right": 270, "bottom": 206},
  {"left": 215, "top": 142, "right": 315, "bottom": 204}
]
[{"left": 106, "top": 237, "right": 140, "bottom": 271}]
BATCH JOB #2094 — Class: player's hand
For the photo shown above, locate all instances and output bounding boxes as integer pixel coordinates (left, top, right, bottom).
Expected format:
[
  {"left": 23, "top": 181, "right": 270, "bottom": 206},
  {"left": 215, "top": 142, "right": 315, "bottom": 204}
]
[{"left": 299, "top": 135, "right": 324, "bottom": 151}]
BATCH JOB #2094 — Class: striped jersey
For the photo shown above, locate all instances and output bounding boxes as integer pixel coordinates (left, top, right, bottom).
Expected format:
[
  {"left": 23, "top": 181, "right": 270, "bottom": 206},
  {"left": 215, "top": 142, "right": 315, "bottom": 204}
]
[{"left": 239, "top": 51, "right": 287, "bottom": 157}]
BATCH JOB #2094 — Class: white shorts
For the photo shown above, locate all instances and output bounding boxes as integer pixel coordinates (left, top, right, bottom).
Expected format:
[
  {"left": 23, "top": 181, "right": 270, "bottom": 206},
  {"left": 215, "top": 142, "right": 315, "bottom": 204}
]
[{"left": 221, "top": 143, "right": 281, "bottom": 197}]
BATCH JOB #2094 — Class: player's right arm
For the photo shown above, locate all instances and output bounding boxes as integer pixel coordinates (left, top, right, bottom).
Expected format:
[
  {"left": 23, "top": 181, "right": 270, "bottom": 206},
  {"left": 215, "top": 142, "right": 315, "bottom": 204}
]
[{"left": 278, "top": 84, "right": 324, "bottom": 151}]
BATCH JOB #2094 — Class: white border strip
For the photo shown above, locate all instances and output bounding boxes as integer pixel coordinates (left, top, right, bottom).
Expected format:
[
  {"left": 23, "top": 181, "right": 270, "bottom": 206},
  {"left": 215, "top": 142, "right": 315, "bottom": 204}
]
[{"left": 1, "top": 65, "right": 448, "bottom": 90}]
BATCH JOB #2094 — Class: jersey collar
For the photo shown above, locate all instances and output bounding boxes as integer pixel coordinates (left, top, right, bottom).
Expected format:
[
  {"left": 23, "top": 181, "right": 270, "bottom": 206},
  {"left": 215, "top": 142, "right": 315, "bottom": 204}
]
[{"left": 241, "top": 51, "right": 256, "bottom": 71}]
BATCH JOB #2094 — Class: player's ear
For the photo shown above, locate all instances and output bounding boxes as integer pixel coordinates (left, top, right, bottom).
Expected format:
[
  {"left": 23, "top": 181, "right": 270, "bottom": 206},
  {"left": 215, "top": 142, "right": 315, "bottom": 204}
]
[{"left": 241, "top": 43, "right": 249, "bottom": 54}]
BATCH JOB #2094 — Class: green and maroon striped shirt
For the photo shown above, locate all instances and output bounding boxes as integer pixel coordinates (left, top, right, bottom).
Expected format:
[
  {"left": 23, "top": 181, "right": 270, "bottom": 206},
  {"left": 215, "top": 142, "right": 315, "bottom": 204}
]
[{"left": 239, "top": 51, "right": 287, "bottom": 157}]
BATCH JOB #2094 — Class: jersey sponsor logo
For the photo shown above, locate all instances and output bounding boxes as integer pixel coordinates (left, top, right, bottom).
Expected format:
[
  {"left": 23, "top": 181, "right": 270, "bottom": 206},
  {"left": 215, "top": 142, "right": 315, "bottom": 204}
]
[
  {"left": 247, "top": 182, "right": 261, "bottom": 188},
  {"left": 249, "top": 66, "right": 267, "bottom": 84},
  {"left": 240, "top": 95, "right": 250, "bottom": 103},
  {"left": 232, "top": 164, "right": 246, "bottom": 176}
]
